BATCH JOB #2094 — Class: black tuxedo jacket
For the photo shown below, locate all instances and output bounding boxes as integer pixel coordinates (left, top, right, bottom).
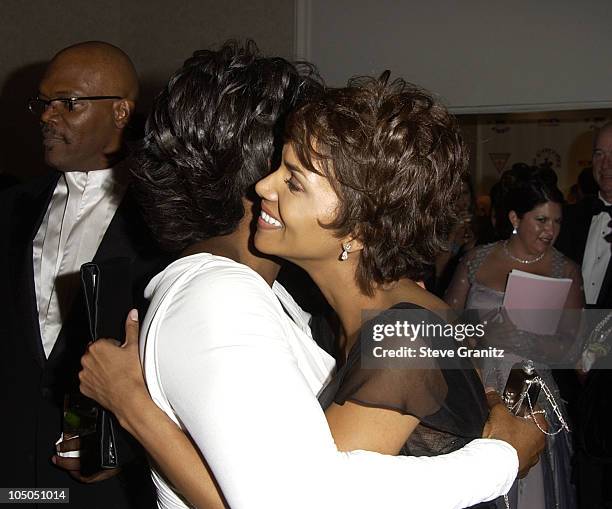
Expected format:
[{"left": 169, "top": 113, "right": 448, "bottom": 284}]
[
  {"left": 0, "top": 171, "right": 167, "bottom": 508},
  {"left": 556, "top": 196, "right": 612, "bottom": 309}
]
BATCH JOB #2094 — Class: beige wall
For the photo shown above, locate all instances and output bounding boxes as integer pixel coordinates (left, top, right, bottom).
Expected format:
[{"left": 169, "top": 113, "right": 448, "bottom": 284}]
[
  {"left": 0, "top": 0, "right": 294, "bottom": 179},
  {"left": 300, "top": 0, "right": 612, "bottom": 113}
]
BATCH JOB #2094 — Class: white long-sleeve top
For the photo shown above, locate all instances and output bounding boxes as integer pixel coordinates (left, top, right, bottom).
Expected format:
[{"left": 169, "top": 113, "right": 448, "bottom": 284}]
[{"left": 140, "top": 253, "right": 518, "bottom": 509}]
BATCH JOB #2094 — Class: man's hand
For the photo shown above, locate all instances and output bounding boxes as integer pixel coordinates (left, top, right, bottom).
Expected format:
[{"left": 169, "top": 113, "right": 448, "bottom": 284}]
[
  {"left": 52, "top": 436, "right": 120, "bottom": 483},
  {"left": 79, "top": 309, "right": 148, "bottom": 433},
  {"left": 482, "top": 390, "right": 547, "bottom": 478}
]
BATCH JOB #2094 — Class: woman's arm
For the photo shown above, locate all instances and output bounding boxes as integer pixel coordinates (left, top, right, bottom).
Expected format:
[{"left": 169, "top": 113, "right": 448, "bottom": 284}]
[
  {"left": 80, "top": 319, "right": 533, "bottom": 509},
  {"left": 325, "top": 401, "right": 419, "bottom": 454},
  {"left": 154, "top": 269, "right": 524, "bottom": 509},
  {"left": 79, "top": 316, "right": 226, "bottom": 509},
  {"left": 120, "top": 392, "right": 225, "bottom": 508},
  {"left": 80, "top": 293, "right": 538, "bottom": 509}
]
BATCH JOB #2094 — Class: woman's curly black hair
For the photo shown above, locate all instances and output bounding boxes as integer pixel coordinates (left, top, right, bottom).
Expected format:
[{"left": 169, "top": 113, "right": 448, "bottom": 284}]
[
  {"left": 286, "top": 72, "right": 469, "bottom": 295},
  {"left": 131, "top": 40, "right": 321, "bottom": 252}
]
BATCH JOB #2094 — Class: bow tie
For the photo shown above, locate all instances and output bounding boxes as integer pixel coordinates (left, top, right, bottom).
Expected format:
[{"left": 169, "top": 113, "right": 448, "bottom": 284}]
[{"left": 591, "top": 199, "right": 612, "bottom": 217}]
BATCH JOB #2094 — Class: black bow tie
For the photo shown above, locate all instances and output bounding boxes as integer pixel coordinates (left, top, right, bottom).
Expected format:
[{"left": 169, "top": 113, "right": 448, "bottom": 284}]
[{"left": 592, "top": 199, "right": 612, "bottom": 217}]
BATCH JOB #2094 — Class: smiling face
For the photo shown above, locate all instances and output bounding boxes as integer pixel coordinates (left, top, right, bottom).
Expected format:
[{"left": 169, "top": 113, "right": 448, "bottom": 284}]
[
  {"left": 510, "top": 200, "right": 562, "bottom": 255},
  {"left": 254, "top": 143, "right": 345, "bottom": 265},
  {"left": 38, "top": 55, "right": 120, "bottom": 171},
  {"left": 593, "top": 125, "right": 612, "bottom": 202}
]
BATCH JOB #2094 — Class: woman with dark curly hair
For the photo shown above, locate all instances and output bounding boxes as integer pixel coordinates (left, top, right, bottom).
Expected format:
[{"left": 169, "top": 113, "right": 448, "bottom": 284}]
[
  {"left": 254, "top": 73, "right": 503, "bottom": 469},
  {"left": 445, "top": 166, "right": 584, "bottom": 508},
  {"left": 78, "top": 47, "right": 544, "bottom": 508}
]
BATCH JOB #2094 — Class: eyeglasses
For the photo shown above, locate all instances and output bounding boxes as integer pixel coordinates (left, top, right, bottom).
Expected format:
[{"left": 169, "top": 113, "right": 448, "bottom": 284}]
[{"left": 27, "top": 95, "right": 122, "bottom": 116}]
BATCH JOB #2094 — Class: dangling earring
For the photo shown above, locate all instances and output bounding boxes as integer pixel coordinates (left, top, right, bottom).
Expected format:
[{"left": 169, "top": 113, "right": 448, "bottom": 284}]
[
  {"left": 340, "top": 243, "right": 351, "bottom": 261},
  {"left": 512, "top": 225, "right": 518, "bottom": 235}
]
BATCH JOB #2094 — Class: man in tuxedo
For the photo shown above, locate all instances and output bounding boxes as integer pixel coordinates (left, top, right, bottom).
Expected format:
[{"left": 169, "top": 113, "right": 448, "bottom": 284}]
[
  {"left": 556, "top": 122, "right": 612, "bottom": 508},
  {"left": 557, "top": 123, "right": 612, "bottom": 308},
  {"left": 0, "top": 41, "right": 161, "bottom": 508}
]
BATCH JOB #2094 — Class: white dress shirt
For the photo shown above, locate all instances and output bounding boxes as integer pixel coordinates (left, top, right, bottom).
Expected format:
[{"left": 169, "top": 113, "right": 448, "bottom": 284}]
[
  {"left": 582, "top": 194, "right": 612, "bottom": 305},
  {"left": 32, "top": 168, "right": 127, "bottom": 357},
  {"left": 141, "top": 253, "right": 518, "bottom": 509}
]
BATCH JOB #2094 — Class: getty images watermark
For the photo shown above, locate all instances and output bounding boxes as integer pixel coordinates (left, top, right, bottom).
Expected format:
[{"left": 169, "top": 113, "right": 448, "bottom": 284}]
[
  {"left": 370, "top": 318, "right": 504, "bottom": 360},
  {"left": 360, "top": 307, "right": 611, "bottom": 370}
]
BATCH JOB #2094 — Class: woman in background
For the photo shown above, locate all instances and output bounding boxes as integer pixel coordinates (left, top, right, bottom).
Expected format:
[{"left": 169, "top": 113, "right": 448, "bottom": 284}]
[{"left": 445, "top": 166, "right": 584, "bottom": 509}]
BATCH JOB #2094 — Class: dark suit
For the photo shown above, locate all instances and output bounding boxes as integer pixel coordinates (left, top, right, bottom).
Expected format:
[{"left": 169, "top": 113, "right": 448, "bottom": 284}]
[
  {"left": 0, "top": 171, "right": 166, "bottom": 508},
  {"left": 556, "top": 196, "right": 612, "bottom": 308},
  {"left": 556, "top": 196, "right": 612, "bottom": 508}
]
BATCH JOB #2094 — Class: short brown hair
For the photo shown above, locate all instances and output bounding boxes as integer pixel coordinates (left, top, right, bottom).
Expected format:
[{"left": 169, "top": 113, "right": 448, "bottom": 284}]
[{"left": 286, "top": 73, "right": 468, "bottom": 295}]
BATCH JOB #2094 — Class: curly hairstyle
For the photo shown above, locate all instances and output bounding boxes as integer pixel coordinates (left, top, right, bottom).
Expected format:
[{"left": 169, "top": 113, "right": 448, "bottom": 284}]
[
  {"left": 497, "top": 165, "right": 564, "bottom": 238},
  {"left": 131, "top": 40, "right": 321, "bottom": 252},
  {"left": 286, "top": 72, "right": 468, "bottom": 295}
]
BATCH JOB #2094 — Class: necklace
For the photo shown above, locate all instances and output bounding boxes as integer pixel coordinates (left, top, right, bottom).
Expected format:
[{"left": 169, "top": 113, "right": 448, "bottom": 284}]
[{"left": 502, "top": 240, "right": 545, "bottom": 264}]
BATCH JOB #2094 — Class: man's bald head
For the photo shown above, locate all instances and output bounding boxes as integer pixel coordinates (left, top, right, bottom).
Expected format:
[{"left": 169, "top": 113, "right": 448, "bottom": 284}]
[
  {"left": 48, "top": 41, "right": 139, "bottom": 101},
  {"left": 37, "top": 41, "right": 139, "bottom": 172}
]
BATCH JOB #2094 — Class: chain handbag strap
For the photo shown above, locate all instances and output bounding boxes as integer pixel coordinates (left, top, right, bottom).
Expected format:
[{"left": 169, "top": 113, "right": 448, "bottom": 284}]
[
  {"left": 502, "top": 371, "right": 570, "bottom": 509},
  {"left": 523, "top": 375, "right": 570, "bottom": 435}
]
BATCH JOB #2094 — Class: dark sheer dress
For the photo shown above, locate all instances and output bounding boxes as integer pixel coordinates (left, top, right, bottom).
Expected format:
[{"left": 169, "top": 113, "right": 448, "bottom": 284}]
[{"left": 318, "top": 303, "right": 495, "bottom": 509}]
